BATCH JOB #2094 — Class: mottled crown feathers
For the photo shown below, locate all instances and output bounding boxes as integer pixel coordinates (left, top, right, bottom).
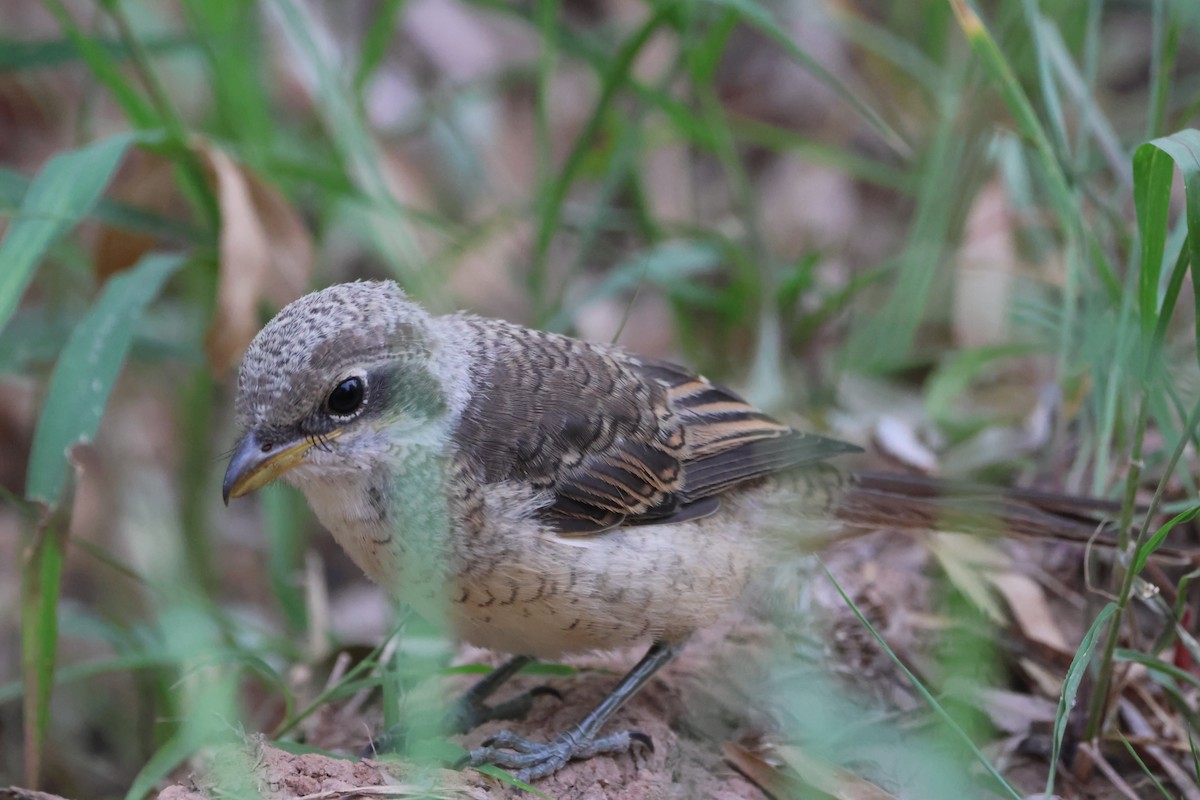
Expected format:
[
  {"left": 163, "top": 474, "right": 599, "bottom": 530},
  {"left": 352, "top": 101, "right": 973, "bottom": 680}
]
[{"left": 234, "top": 280, "right": 432, "bottom": 429}]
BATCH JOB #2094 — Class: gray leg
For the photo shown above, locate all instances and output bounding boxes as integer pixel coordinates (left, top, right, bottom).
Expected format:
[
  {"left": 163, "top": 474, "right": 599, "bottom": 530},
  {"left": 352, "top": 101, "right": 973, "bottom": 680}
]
[
  {"left": 365, "top": 655, "right": 551, "bottom": 756},
  {"left": 450, "top": 654, "right": 560, "bottom": 733},
  {"left": 463, "top": 640, "right": 680, "bottom": 781}
]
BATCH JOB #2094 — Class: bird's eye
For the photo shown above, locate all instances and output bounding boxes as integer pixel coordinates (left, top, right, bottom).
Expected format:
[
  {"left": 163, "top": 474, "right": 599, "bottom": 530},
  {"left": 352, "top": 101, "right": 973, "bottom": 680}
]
[{"left": 326, "top": 376, "right": 366, "bottom": 417}]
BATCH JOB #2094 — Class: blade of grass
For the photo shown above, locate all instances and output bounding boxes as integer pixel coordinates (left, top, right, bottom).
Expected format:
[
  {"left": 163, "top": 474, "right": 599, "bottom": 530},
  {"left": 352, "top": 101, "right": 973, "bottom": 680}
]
[
  {"left": 1046, "top": 602, "right": 1117, "bottom": 797},
  {"left": 947, "top": 0, "right": 1085, "bottom": 245},
  {"left": 180, "top": 0, "right": 275, "bottom": 159},
  {"left": 20, "top": 481, "right": 72, "bottom": 788},
  {"left": 1147, "top": 0, "right": 1181, "bottom": 140},
  {"left": 1136, "top": 131, "right": 1200, "bottom": 364},
  {"left": 102, "top": 1, "right": 218, "bottom": 229},
  {"left": 844, "top": 84, "right": 968, "bottom": 371},
  {"left": 1133, "top": 143, "right": 1178, "bottom": 335},
  {"left": 124, "top": 729, "right": 205, "bottom": 800},
  {"left": 1039, "top": 17, "right": 1129, "bottom": 189},
  {"left": 706, "top": 0, "right": 912, "bottom": 159},
  {"left": 1132, "top": 505, "right": 1200, "bottom": 575},
  {"left": 819, "top": 561, "right": 1022, "bottom": 800},
  {"left": 0, "top": 133, "right": 135, "bottom": 334},
  {"left": 1087, "top": 395, "right": 1200, "bottom": 739},
  {"left": 1018, "top": 3, "right": 1070, "bottom": 167},
  {"left": 528, "top": 2, "right": 676, "bottom": 322},
  {"left": 41, "top": 0, "right": 158, "bottom": 127},
  {"left": 20, "top": 252, "right": 183, "bottom": 786},
  {"left": 1116, "top": 732, "right": 1174, "bottom": 800},
  {"left": 1114, "top": 648, "right": 1200, "bottom": 694},
  {"left": 352, "top": 0, "right": 403, "bottom": 95},
  {"left": 0, "top": 35, "right": 196, "bottom": 73},
  {"left": 948, "top": 0, "right": 1108, "bottom": 384},
  {"left": 26, "top": 252, "right": 185, "bottom": 505},
  {"left": 266, "top": 0, "right": 431, "bottom": 300},
  {"left": 0, "top": 166, "right": 207, "bottom": 244}
]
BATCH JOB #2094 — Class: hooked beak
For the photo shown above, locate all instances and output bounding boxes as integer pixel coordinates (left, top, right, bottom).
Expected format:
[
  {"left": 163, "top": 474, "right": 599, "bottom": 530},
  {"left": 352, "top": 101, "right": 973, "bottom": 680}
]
[{"left": 222, "top": 429, "right": 342, "bottom": 504}]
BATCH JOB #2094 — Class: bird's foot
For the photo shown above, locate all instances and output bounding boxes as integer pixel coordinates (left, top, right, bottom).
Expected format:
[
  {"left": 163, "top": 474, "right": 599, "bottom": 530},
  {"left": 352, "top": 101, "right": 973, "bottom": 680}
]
[
  {"left": 462, "top": 727, "right": 653, "bottom": 782},
  {"left": 448, "top": 685, "right": 563, "bottom": 733}
]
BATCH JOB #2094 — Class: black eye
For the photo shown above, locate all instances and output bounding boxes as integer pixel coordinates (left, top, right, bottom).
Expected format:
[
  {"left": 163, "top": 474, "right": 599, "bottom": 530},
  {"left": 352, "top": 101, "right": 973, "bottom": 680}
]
[{"left": 327, "top": 376, "right": 365, "bottom": 416}]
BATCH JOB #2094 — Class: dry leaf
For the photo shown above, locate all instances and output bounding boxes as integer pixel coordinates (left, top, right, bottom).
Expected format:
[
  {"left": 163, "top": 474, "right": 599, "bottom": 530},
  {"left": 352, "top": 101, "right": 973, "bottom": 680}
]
[
  {"left": 198, "top": 142, "right": 313, "bottom": 374},
  {"left": 953, "top": 177, "right": 1016, "bottom": 348},
  {"left": 873, "top": 414, "right": 939, "bottom": 473},
  {"left": 988, "top": 571, "right": 1070, "bottom": 654},
  {"left": 972, "top": 687, "right": 1057, "bottom": 734},
  {"left": 776, "top": 744, "right": 900, "bottom": 800},
  {"left": 92, "top": 150, "right": 183, "bottom": 280},
  {"left": 723, "top": 741, "right": 804, "bottom": 798}
]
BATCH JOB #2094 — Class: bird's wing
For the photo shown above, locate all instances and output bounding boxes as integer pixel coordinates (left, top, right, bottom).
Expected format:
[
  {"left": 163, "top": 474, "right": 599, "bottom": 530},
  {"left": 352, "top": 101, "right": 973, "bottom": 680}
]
[
  {"left": 452, "top": 322, "right": 857, "bottom": 535},
  {"left": 636, "top": 358, "right": 859, "bottom": 503}
]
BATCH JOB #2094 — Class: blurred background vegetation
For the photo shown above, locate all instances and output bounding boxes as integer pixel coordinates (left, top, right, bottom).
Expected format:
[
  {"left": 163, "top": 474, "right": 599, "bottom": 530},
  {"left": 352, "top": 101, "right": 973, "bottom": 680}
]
[{"left": 2, "top": 0, "right": 1200, "bottom": 798}]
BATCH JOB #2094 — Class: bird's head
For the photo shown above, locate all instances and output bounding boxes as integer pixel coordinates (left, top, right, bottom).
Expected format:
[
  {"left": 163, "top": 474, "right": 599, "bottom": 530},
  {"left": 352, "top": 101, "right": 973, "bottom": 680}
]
[{"left": 222, "top": 280, "right": 451, "bottom": 503}]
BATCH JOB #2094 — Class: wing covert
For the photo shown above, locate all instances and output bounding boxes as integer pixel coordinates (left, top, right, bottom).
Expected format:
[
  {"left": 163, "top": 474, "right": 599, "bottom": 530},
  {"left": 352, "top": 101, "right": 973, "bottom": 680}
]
[{"left": 451, "top": 321, "right": 858, "bottom": 535}]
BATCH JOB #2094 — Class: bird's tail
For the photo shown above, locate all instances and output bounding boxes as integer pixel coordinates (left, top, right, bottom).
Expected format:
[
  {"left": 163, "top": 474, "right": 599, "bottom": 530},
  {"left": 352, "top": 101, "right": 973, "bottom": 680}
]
[{"left": 829, "top": 470, "right": 1194, "bottom": 563}]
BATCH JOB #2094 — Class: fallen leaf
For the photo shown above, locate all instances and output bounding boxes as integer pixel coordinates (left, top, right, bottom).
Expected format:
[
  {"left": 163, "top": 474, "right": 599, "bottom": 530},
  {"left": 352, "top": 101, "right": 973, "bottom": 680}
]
[
  {"left": 198, "top": 142, "right": 313, "bottom": 373},
  {"left": 970, "top": 687, "right": 1057, "bottom": 734},
  {"left": 873, "top": 414, "right": 939, "bottom": 474},
  {"left": 953, "top": 176, "right": 1016, "bottom": 348},
  {"left": 92, "top": 150, "right": 182, "bottom": 280},
  {"left": 776, "top": 743, "right": 900, "bottom": 800},
  {"left": 988, "top": 571, "right": 1070, "bottom": 654}
]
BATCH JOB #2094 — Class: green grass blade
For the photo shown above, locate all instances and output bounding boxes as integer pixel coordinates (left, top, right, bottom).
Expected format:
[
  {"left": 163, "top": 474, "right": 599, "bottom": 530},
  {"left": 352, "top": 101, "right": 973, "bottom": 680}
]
[
  {"left": 529, "top": 3, "right": 675, "bottom": 319},
  {"left": 353, "top": 0, "right": 403, "bottom": 95},
  {"left": 1147, "top": 0, "right": 1181, "bottom": 139},
  {"left": 21, "top": 494, "right": 70, "bottom": 787},
  {"left": 180, "top": 0, "right": 275, "bottom": 157},
  {"left": 267, "top": 0, "right": 430, "bottom": 298},
  {"left": 0, "top": 35, "right": 197, "bottom": 73},
  {"left": 1114, "top": 647, "right": 1200, "bottom": 693},
  {"left": 0, "top": 166, "right": 207, "bottom": 244},
  {"left": 0, "top": 133, "right": 135, "bottom": 334},
  {"left": 1046, "top": 602, "right": 1117, "bottom": 797},
  {"left": 26, "top": 252, "right": 185, "bottom": 507},
  {"left": 124, "top": 729, "right": 205, "bottom": 800},
  {"left": 1136, "top": 130, "right": 1200, "bottom": 363},
  {"left": 42, "top": 0, "right": 158, "bottom": 127},
  {"left": 1117, "top": 732, "right": 1174, "bottom": 799},
  {"left": 1039, "top": 16, "right": 1128, "bottom": 187},
  {"left": 0, "top": 651, "right": 182, "bottom": 705},
  {"left": 707, "top": 0, "right": 912, "bottom": 157},
  {"left": 948, "top": 0, "right": 1079, "bottom": 235},
  {"left": 1132, "top": 504, "right": 1200, "bottom": 575},
  {"left": 845, "top": 91, "right": 966, "bottom": 370},
  {"left": 820, "top": 562, "right": 1021, "bottom": 800},
  {"left": 1133, "top": 142, "right": 1179, "bottom": 332}
]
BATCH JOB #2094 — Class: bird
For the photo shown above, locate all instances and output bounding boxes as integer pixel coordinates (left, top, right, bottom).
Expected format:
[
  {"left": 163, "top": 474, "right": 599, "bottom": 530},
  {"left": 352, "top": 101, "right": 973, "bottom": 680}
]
[{"left": 220, "top": 280, "right": 1118, "bottom": 781}]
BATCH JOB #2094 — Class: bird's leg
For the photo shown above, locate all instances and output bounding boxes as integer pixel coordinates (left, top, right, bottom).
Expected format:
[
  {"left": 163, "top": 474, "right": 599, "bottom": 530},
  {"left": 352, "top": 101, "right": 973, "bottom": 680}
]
[
  {"left": 462, "top": 640, "right": 679, "bottom": 781},
  {"left": 365, "top": 655, "right": 555, "bottom": 757},
  {"left": 449, "top": 654, "right": 563, "bottom": 733}
]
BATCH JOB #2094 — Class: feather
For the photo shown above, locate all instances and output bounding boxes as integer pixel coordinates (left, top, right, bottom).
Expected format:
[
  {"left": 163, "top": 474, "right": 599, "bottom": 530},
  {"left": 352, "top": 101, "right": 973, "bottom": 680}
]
[{"left": 452, "top": 322, "right": 858, "bottom": 536}]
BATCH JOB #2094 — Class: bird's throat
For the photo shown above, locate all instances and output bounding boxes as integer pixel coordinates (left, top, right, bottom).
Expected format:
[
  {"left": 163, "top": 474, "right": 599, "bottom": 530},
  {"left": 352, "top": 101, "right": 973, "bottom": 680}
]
[{"left": 296, "top": 449, "right": 455, "bottom": 599}]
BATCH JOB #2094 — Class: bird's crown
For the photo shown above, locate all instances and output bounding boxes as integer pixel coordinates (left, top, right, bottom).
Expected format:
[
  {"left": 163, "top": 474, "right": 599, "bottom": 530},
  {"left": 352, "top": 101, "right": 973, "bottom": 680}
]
[{"left": 234, "top": 280, "right": 432, "bottom": 429}]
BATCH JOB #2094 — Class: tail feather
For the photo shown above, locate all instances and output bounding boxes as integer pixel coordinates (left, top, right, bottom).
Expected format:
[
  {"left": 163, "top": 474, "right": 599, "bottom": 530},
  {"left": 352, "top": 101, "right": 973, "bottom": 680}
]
[{"left": 833, "top": 471, "right": 1197, "bottom": 564}]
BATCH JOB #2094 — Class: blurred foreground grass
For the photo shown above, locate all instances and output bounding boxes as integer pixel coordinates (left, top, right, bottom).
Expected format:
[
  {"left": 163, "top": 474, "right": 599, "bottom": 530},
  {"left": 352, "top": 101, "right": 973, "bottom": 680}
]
[{"left": 2, "top": 1, "right": 1200, "bottom": 798}]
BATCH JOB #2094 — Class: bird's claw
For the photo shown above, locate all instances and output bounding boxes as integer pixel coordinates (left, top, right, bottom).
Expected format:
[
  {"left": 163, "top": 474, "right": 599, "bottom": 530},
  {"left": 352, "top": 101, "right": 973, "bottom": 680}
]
[{"left": 463, "top": 727, "right": 653, "bottom": 781}]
